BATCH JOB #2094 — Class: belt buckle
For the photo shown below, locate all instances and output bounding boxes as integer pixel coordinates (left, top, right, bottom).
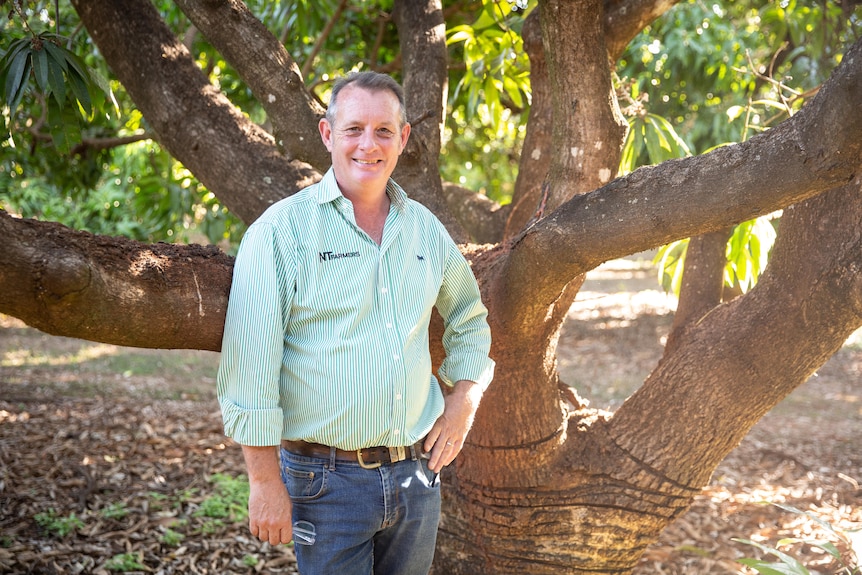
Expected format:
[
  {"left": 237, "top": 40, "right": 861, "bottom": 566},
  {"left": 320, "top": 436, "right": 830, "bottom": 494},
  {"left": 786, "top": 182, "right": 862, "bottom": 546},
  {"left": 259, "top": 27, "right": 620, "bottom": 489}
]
[{"left": 357, "top": 449, "right": 383, "bottom": 469}]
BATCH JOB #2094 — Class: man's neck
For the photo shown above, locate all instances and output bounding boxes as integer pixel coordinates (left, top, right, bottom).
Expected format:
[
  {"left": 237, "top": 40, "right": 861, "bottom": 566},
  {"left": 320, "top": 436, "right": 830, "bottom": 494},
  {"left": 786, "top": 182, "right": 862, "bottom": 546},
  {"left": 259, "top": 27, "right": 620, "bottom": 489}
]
[{"left": 346, "top": 189, "right": 390, "bottom": 245}]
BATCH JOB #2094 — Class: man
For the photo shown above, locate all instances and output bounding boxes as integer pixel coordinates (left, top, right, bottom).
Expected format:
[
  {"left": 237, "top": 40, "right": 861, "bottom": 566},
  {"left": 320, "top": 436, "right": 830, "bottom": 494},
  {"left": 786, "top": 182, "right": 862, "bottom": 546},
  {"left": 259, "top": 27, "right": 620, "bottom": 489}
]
[{"left": 217, "top": 71, "right": 494, "bottom": 575}]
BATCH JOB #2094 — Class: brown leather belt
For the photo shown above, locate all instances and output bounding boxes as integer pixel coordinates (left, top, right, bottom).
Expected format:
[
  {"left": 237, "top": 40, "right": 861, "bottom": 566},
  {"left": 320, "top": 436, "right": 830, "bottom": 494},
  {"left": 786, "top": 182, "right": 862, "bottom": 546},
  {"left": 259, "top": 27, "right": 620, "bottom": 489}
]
[{"left": 281, "top": 439, "right": 426, "bottom": 469}]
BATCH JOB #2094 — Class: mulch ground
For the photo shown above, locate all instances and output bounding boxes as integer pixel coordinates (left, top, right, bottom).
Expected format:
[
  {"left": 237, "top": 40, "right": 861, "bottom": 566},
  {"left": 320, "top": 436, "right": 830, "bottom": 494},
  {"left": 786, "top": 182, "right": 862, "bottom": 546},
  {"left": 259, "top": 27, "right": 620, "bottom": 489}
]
[{"left": 2, "top": 259, "right": 861, "bottom": 574}]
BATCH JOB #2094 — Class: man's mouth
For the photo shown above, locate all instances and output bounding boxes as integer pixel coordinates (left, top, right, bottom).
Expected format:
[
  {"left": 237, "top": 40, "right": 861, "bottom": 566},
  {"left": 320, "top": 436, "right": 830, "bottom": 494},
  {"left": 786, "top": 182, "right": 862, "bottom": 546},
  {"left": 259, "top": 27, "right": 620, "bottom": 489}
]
[{"left": 354, "top": 158, "right": 381, "bottom": 165}]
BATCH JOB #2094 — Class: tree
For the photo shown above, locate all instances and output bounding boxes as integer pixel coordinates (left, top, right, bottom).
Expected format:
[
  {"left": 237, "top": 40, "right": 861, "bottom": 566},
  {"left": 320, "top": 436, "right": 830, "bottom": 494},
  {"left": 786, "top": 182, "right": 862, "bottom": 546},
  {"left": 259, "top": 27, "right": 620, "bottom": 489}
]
[{"left": 2, "top": 0, "right": 862, "bottom": 573}]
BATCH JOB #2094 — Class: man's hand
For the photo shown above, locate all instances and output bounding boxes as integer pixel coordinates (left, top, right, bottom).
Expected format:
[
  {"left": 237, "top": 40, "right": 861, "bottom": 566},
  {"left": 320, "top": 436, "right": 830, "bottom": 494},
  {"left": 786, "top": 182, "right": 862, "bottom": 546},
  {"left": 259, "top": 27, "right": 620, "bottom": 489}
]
[
  {"left": 424, "top": 379, "right": 483, "bottom": 473},
  {"left": 248, "top": 477, "right": 293, "bottom": 545},
  {"left": 242, "top": 445, "right": 293, "bottom": 545}
]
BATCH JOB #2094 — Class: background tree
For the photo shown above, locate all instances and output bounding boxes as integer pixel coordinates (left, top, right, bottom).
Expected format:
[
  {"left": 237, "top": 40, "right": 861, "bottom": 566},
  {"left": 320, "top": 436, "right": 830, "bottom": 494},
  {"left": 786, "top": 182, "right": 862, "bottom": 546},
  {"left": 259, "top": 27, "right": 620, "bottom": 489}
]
[{"left": 2, "top": 0, "right": 862, "bottom": 573}]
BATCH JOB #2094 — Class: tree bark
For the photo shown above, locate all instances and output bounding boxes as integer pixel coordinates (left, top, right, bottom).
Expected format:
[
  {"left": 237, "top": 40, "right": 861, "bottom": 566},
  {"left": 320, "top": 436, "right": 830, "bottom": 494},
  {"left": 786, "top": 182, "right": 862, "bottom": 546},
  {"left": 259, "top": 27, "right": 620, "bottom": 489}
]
[
  {"left": 171, "top": 0, "right": 330, "bottom": 170},
  {"left": 540, "top": 0, "right": 628, "bottom": 211},
  {"left": 502, "top": 35, "right": 862, "bottom": 315},
  {"left": 434, "top": 176, "right": 862, "bottom": 575},
  {"left": 0, "top": 210, "right": 232, "bottom": 351},
  {"left": 505, "top": 10, "right": 554, "bottom": 238},
  {"left": 392, "top": 0, "right": 468, "bottom": 240},
  {"left": 665, "top": 228, "right": 732, "bottom": 352}
]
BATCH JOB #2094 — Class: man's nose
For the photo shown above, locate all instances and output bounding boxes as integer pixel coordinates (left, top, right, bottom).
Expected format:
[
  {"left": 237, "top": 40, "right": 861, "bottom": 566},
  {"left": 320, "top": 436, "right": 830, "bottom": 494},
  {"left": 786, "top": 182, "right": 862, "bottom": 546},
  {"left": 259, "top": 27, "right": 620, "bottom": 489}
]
[{"left": 358, "top": 128, "right": 378, "bottom": 150}]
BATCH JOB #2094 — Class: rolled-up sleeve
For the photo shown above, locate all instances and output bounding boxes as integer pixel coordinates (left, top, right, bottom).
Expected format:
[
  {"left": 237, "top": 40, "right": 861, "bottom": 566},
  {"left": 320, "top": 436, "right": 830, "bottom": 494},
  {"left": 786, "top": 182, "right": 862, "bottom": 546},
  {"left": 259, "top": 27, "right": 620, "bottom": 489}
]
[
  {"left": 217, "top": 222, "right": 293, "bottom": 446},
  {"left": 435, "top": 240, "right": 495, "bottom": 391}
]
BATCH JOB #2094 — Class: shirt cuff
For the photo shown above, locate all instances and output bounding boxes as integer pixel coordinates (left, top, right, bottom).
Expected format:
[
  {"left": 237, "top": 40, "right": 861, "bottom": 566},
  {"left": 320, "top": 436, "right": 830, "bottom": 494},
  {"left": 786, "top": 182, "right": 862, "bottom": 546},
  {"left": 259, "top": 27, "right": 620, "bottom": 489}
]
[
  {"left": 438, "top": 358, "right": 495, "bottom": 392},
  {"left": 219, "top": 398, "right": 284, "bottom": 446}
]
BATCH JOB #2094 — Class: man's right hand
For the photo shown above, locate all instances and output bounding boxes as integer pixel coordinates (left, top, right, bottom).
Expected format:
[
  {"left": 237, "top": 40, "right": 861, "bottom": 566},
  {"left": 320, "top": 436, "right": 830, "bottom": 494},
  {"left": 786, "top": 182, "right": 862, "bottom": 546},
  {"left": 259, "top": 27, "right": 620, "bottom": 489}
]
[
  {"left": 242, "top": 445, "right": 293, "bottom": 545},
  {"left": 248, "top": 477, "right": 293, "bottom": 545}
]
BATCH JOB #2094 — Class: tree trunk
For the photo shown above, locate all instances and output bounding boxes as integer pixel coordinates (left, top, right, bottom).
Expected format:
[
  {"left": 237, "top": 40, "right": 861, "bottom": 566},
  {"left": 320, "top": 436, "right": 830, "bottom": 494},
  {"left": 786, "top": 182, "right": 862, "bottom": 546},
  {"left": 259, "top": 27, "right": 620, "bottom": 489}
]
[{"left": 434, "top": 177, "right": 862, "bottom": 575}]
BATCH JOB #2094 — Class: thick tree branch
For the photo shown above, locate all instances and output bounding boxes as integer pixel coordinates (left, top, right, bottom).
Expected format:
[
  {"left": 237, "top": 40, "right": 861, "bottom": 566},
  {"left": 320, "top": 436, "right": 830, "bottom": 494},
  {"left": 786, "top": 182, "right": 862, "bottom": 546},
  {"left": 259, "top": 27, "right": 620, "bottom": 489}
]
[
  {"left": 500, "top": 35, "right": 862, "bottom": 326},
  {"left": 604, "top": 0, "right": 681, "bottom": 60},
  {"left": 442, "top": 183, "right": 509, "bottom": 244},
  {"left": 665, "top": 228, "right": 732, "bottom": 352},
  {"left": 172, "top": 0, "right": 329, "bottom": 171},
  {"left": 392, "top": 0, "right": 467, "bottom": 239},
  {"left": 610, "top": 176, "right": 862, "bottom": 488},
  {"left": 540, "top": 0, "right": 628, "bottom": 211},
  {"left": 505, "top": 10, "right": 553, "bottom": 239},
  {"left": 71, "top": 0, "right": 320, "bottom": 226},
  {"left": 0, "top": 211, "right": 231, "bottom": 351}
]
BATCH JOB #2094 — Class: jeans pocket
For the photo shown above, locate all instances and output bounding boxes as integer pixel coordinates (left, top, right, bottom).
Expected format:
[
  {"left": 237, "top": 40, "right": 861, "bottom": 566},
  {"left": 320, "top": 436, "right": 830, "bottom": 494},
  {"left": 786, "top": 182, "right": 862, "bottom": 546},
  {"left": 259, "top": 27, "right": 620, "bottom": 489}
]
[
  {"left": 419, "top": 458, "right": 441, "bottom": 489},
  {"left": 280, "top": 453, "right": 327, "bottom": 501}
]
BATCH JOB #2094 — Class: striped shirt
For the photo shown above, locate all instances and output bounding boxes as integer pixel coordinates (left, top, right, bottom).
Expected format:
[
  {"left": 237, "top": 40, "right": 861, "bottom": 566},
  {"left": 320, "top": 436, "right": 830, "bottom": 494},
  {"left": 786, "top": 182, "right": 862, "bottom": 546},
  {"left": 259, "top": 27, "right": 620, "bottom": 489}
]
[{"left": 217, "top": 168, "right": 494, "bottom": 450}]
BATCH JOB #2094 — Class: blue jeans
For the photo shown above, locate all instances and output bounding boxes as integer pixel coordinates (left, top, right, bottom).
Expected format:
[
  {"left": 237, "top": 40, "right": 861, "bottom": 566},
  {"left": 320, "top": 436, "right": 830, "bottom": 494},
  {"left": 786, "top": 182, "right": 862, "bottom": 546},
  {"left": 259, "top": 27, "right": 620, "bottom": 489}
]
[{"left": 279, "top": 446, "right": 441, "bottom": 575}]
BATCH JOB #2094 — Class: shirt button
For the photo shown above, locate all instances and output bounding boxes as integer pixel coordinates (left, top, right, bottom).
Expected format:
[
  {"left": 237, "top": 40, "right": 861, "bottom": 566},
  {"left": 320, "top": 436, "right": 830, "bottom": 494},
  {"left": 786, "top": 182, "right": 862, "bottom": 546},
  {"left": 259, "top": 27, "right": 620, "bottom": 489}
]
[
  {"left": 393, "top": 354, "right": 399, "bottom": 361},
  {"left": 381, "top": 287, "right": 389, "bottom": 294},
  {"left": 386, "top": 323, "right": 393, "bottom": 329},
  {"left": 395, "top": 393, "right": 402, "bottom": 400},
  {"left": 393, "top": 429, "right": 400, "bottom": 436}
]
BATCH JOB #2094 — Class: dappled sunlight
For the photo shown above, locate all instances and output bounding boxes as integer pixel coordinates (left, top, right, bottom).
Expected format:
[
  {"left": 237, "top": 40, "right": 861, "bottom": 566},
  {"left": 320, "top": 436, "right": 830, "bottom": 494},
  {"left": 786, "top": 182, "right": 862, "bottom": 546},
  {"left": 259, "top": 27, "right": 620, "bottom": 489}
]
[{"left": 2, "top": 342, "right": 119, "bottom": 368}]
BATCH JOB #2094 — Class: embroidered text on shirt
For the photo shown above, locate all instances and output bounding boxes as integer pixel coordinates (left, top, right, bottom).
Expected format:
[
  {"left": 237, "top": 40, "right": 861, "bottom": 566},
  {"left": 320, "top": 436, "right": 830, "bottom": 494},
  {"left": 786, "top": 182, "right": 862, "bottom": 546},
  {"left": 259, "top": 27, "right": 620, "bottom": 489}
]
[{"left": 319, "top": 251, "right": 361, "bottom": 262}]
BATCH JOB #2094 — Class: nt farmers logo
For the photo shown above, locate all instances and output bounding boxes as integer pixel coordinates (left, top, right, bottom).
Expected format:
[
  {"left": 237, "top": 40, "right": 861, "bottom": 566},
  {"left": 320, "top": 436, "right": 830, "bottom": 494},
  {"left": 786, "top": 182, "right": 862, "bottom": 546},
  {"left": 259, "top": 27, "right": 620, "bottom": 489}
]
[{"left": 319, "top": 250, "right": 360, "bottom": 262}]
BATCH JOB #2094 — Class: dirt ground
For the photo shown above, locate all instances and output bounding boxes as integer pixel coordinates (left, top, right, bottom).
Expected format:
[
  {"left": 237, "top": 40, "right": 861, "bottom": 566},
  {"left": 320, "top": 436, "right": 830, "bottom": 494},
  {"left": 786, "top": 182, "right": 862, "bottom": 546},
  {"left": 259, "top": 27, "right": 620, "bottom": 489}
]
[{"left": 1, "top": 255, "right": 861, "bottom": 574}]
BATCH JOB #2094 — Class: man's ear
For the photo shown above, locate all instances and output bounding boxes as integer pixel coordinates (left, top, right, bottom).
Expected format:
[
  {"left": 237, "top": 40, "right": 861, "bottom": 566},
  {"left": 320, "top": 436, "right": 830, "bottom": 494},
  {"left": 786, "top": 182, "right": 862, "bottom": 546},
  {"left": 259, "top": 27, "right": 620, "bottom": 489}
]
[
  {"left": 319, "top": 118, "right": 333, "bottom": 151},
  {"left": 399, "top": 122, "right": 411, "bottom": 154}
]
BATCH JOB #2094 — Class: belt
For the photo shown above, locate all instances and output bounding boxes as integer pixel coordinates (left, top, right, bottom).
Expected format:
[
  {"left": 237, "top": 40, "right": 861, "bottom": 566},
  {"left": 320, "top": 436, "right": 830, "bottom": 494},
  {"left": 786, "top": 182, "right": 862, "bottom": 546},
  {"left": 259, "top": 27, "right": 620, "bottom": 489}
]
[{"left": 281, "top": 439, "right": 427, "bottom": 469}]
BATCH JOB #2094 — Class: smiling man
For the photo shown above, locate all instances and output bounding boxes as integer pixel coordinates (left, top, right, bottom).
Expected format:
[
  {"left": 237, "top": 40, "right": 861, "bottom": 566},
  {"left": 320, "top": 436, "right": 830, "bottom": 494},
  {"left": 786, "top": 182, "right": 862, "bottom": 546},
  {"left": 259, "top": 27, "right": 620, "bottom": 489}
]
[{"left": 217, "top": 72, "right": 494, "bottom": 575}]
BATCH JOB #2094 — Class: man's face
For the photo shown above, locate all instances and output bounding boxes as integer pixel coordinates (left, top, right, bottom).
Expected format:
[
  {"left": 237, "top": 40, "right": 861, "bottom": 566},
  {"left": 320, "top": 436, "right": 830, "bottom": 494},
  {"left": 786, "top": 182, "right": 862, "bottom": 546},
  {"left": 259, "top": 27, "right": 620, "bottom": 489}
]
[{"left": 319, "top": 85, "right": 411, "bottom": 200}]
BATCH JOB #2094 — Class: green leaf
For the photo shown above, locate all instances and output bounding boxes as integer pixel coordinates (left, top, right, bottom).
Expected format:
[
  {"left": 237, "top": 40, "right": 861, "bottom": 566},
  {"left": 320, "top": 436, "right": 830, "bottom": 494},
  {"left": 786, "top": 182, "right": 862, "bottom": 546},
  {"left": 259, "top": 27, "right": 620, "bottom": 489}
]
[
  {"left": 4, "top": 48, "right": 31, "bottom": 114},
  {"left": 733, "top": 538, "right": 810, "bottom": 574},
  {"left": 47, "top": 95, "right": 82, "bottom": 155},
  {"left": 68, "top": 67, "right": 93, "bottom": 117},
  {"left": 32, "top": 46, "right": 50, "bottom": 93},
  {"left": 43, "top": 42, "right": 69, "bottom": 106},
  {"left": 736, "top": 558, "right": 809, "bottom": 575},
  {"left": 0, "top": 38, "right": 32, "bottom": 69},
  {"left": 46, "top": 55, "right": 67, "bottom": 105},
  {"left": 42, "top": 41, "right": 69, "bottom": 73}
]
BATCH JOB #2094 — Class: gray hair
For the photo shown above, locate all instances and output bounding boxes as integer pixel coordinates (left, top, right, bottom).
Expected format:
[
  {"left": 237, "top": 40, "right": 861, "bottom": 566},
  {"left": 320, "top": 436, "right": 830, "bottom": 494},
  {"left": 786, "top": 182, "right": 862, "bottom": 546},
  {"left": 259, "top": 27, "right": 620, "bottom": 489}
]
[{"left": 325, "top": 71, "right": 407, "bottom": 128}]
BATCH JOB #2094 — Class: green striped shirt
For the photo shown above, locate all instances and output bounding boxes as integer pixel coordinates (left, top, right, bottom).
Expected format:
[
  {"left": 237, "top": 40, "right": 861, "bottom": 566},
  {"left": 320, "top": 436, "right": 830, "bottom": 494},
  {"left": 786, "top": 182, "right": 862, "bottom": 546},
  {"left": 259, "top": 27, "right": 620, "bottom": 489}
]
[{"left": 217, "top": 168, "right": 494, "bottom": 450}]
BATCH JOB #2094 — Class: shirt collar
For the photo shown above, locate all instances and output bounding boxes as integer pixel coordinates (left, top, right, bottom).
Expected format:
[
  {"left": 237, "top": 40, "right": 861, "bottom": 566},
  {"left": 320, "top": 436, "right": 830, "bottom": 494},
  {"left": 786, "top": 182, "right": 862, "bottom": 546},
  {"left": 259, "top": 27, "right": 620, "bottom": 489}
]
[{"left": 316, "top": 167, "right": 408, "bottom": 212}]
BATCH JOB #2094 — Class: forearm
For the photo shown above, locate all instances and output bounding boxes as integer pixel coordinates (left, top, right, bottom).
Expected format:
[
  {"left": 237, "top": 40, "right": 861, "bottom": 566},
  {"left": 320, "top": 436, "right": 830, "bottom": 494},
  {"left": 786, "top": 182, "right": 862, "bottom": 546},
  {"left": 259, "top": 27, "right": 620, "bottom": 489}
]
[{"left": 241, "top": 444, "right": 282, "bottom": 483}]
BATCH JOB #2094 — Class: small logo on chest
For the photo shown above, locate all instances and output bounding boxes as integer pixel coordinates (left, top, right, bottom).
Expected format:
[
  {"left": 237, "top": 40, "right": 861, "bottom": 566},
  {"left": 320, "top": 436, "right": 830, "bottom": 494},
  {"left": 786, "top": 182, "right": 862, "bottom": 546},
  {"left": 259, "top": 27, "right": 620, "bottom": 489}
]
[{"left": 319, "top": 251, "right": 360, "bottom": 262}]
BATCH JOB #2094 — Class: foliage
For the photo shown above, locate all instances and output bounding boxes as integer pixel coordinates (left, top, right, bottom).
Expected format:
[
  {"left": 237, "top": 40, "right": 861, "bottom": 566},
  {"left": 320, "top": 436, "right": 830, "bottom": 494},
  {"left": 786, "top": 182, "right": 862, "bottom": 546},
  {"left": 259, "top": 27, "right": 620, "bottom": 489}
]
[
  {"left": 734, "top": 503, "right": 861, "bottom": 575},
  {"left": 193, "top": 473, "right": 250, "bottom": 522},
  {"left": 443, "top": 0, "right": 533, "bottom": 203},
  {"left": 99, "top": 502, "right": 129, "bottom": 520},
  {"left": 104, "top": 552, "right": 147, "bottom": 572},
  {"left": 1, "top": 1, "right": 244, "bottom": 246},
  {"left": 653, "top": 214, "right": 778, "bottom": 295},
  {"left": 160, "top": 528, "right": 185, "bottom": 546},
  {"left": 34, "top": 508, "right": 84, "bottom": 538},
  {"left": 622, "top": 0, "right": 861, "bottom": 296}
]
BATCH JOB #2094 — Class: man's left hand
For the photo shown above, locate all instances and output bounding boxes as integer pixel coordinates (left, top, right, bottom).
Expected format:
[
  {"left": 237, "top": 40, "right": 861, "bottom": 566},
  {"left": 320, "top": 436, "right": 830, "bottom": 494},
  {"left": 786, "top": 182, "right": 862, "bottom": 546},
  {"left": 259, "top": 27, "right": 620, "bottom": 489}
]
[{"left": 424, "top": 379, "right": 483, "bottom": 473}]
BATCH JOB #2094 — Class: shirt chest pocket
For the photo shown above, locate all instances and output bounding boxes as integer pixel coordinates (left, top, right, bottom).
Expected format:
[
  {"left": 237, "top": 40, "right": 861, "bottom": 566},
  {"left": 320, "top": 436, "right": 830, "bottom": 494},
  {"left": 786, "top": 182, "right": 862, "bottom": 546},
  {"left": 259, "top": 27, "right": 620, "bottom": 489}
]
[{"left": 395, "top": 253, "right": 443, "bottom": 325}]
